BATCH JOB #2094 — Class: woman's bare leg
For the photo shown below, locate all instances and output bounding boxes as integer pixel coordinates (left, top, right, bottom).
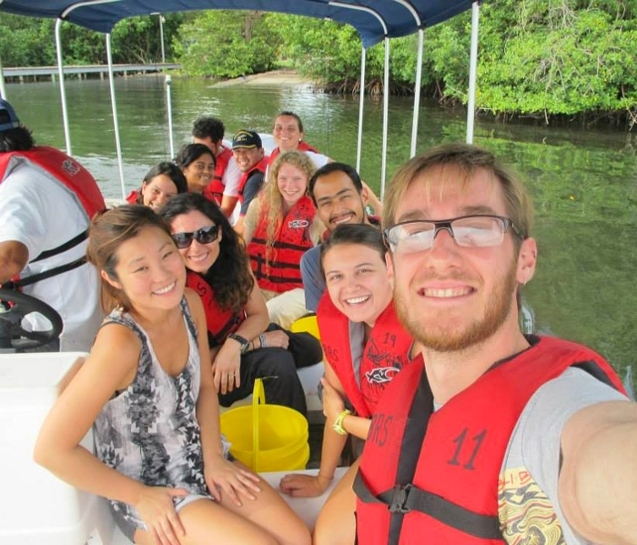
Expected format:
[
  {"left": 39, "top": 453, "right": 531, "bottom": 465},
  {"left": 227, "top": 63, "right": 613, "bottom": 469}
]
[{"left": 313, "top": 458, "right": 360, "bottom": 545}]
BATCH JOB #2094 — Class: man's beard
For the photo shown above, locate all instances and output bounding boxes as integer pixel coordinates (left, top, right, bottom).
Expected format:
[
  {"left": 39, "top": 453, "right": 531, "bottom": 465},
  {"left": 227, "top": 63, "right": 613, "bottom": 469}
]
[{"left": 395, "top": 260, "right": 518, "bottom": 353}]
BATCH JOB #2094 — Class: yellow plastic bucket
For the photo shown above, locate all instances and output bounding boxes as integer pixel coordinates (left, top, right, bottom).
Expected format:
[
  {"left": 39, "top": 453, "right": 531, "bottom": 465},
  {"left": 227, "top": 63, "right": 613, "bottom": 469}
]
[
  {"left": 290, "top": 314, "right": 321, "bottom": 340},
  {"left": 220, "top": 378, "right": 310, "bottom": 472}
]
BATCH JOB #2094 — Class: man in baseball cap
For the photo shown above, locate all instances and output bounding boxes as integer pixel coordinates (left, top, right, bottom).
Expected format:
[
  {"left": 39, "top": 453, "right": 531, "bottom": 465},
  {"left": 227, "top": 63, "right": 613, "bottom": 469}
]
[{"left": 231, "top": 129, "right": 267, "bottom": 235}]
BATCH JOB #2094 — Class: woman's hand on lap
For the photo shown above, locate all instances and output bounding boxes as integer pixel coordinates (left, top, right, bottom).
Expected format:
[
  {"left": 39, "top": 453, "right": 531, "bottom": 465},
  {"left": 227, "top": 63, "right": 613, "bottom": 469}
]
[
  {"left": 134, "top": 485, "right": 187, "bottom": 545},
  {"left": 262, "top": 329, "right": 289, "bottom": 349},
  {"left": 211, "top": 341, "right": 241, "bottom": 394},
  {"left": 204, "top": 455, "right": 261, "bottom": 507}
]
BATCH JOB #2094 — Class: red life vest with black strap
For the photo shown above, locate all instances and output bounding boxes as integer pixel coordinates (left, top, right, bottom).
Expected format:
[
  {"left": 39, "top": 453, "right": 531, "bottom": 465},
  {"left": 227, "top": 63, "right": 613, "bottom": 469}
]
[
  {"left": 267, "top": 141, "right": 319, "bottom": 166},
  {"left": 203, "top": 146, "right": 233, "bottom": 205},
  {"left": 247, "top": 195, "right": 316, "bottom": 293},
  {"left": 317, "top": 296, "right": 412, "bottom": 418},
  {"left": 186, "top": 270, "right": 246, "bottom": 348},
  {"left": 354, "top": 335, "right": 626, "bottom": 545},
  {"left": 0, "top": 147, "right": 106, "bottom": 289},
  {"left": 237, "top": 157, "right": 267, "bottom": 204}
]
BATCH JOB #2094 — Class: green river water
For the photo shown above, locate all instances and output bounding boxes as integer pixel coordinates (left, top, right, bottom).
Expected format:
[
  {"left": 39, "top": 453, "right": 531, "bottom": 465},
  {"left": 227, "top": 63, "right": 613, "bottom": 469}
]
[{"left": 7, "top": 76, "right": 637, "bottom": 391}]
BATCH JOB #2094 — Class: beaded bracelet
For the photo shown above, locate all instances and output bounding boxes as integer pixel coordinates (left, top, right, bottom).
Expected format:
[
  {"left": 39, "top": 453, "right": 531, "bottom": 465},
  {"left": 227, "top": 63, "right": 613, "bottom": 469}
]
[{"left": 259, "top": 333, "right": 267, "bottom": 348}]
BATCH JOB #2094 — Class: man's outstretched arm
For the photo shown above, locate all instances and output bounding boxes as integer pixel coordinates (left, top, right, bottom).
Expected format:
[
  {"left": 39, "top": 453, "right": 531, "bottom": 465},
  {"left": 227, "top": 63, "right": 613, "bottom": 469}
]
[{"left": 559, "top": 400, "right": 637, "bottom": 545}]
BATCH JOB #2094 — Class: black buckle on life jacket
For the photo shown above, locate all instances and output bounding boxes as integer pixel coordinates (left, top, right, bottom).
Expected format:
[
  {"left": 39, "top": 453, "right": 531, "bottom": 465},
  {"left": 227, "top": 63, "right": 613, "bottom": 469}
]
[{"left": 389, "top": 484, "right": 413, "bottom": 514}]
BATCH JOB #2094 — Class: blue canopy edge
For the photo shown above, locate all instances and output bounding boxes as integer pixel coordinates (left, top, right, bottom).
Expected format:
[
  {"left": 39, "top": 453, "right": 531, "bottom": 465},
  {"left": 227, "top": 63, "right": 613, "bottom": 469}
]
[{"left": 0, "top": 0, "right": 474, "bottom": 47}]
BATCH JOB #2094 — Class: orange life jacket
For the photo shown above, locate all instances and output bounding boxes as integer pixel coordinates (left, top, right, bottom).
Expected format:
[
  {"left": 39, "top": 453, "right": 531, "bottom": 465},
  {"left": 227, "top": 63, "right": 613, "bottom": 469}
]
[{"left": 247, "top": 195, "right": 316, "bottom": 293}]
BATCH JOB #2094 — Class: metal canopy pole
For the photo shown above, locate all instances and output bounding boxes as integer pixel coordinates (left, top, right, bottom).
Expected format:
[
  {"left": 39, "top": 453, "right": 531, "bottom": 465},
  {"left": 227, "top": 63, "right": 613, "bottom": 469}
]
[
  {"left": 391, "top": 0, "right": 424, "bottom": 157},
  {"left": 329, "top": 2, "right": 387, "bottom": 183},
  {"left": 55, "top": 19, "right": 72, "bottom": 155},
  {"left": 105, "top": 33, "right": 126, "bottom": 198},
  {"left": 165, "top": 75, "right": 175, "bottom": 158},
  {"left": 466, "top": 1, "right": 481, "bottom": 144},
  {"left": 0, "top": 56, "right": 7, "bottom": 99},
  {"left": 381, "top": 36, "right": 390, "bottom": 199},
  {"left": 56, "top": 0, "right": 121, "bottom": 156},
  {"left": 356, "top": 47, "right": 367, "bottom": 173}
]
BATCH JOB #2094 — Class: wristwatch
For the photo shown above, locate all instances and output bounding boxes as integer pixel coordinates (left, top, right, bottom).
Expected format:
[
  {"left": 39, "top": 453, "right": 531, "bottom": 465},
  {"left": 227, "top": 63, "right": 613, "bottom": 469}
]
[{"left": 228, "top": 333, "right": 250, "bottom": 354}]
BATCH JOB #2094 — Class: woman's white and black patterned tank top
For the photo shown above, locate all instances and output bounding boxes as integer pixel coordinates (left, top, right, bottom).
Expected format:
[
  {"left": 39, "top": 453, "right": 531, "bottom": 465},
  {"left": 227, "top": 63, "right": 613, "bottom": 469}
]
[{"left": 93, "top": 297, "right": 211, "bottom": 521}]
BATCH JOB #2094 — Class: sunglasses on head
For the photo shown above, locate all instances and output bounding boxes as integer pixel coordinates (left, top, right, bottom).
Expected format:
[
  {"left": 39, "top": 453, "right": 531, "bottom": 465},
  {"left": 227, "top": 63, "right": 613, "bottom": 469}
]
[{"left": 172, "top": 224, "right": 220, "bottom": 249}]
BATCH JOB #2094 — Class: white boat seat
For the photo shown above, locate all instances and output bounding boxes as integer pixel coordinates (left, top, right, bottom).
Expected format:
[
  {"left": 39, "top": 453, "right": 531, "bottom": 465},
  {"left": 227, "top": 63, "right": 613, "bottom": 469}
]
[{"left": 0, "top": 352, "right": 336, "bottom": 545}]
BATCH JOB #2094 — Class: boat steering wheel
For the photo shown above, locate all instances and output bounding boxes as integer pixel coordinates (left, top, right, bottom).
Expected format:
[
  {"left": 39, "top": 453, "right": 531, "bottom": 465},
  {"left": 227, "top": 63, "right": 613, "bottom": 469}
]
[{"left": 0, "top": 289, "right": 64, "bottom": 351}]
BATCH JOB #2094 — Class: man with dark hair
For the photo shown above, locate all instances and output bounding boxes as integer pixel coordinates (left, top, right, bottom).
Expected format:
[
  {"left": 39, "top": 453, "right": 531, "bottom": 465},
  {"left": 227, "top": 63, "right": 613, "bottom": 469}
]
[
  {"left": 301, "top": 162, "right": 382, "bottom": 311},
  {"left": 230, "top": 129, "right": 267, "bottom": 236},
  {"left": 191, "top": 115, "right": 242, "bottom": 220},
  {"left": 0, "top": 98, "right": 105, "bottom": 351},
  {"left": 354, "top": 143, "right": 636, "bottom": 544}
]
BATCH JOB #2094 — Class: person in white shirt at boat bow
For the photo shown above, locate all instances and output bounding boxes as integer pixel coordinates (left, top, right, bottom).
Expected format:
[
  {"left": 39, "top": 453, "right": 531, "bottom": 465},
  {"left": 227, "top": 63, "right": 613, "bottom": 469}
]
[{"left": 0, "top": 98, "right": 104, "bottom": 352}]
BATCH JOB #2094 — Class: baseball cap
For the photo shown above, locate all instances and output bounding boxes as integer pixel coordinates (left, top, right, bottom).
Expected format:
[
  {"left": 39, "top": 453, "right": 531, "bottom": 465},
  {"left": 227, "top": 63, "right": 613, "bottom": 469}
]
[
  {"left": 232, "top": 130, "right": 262, "bottom": 150},
  {"left": 0, "top": 98, "right": 20, "bottom": 132}
]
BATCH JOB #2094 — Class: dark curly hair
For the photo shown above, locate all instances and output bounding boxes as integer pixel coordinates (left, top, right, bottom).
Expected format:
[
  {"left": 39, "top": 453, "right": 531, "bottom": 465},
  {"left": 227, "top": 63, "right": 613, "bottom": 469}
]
[
  {"left": 0, "top": 126, "right": 35, "bottom": 152},
  {"left": 160, "top": 193, "right": 254, "bottom": 314},
  {"left": 192, "top": 116, "right": 225, "bottom": 143}
]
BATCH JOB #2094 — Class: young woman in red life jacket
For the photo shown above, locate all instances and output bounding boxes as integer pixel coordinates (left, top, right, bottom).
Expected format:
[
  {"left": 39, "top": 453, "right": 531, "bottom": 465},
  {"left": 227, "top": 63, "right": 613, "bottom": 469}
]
[
  {"left": 35, "top": 206, "right": 310, "bottom": 545},
  {"left": 280, "top": 223, "right": 414, "bottom": 545},
  {"left": 243, "top": 150, "right": 325, "bottom": 329},
  {"left": 174, "top": 143, "right": 216, "bottom": 196},
  {"left": 126, "top": 162, "right": 188, "bottom": 211},
  {"left": 268, "top": 111, "right": 330, "bottom": 170},
  {"left": 161, "top": 192, "right": 323, "bottom": 416}
]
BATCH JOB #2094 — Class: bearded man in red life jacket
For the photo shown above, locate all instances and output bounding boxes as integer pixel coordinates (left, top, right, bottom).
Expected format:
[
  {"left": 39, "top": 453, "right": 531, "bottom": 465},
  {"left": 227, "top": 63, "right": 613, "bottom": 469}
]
[
  {"left": 0, "top": 98, "right": 105, "bottom": 352},
  {"left": 354, "top": 142, "right": 635, "bottom": 545}
]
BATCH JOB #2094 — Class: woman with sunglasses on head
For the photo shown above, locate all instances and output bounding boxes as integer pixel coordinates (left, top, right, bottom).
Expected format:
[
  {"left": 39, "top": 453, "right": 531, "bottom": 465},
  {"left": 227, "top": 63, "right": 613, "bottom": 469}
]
[
  {"left": 280, "top": 223, "right": 414, "bottom": 545},
  {"left": 126, "top": 162, "right": 188, "bottom": 211},
  {"left": 35, "top": 205, "right": 311, "bottom": 545},
  {"left": 243, "top": 150, "right": 324, "bottom": 329},
  {"left": 174, "top": 143, "right": 217, "bottom": 195},
  {"left": 161, "top": 193, "right": 321, "bottom": 416}
]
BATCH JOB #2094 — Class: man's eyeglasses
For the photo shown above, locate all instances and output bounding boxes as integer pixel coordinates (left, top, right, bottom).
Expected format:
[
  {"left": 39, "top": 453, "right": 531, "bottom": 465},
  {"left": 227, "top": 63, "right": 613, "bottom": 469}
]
[
  {"left": 172, "top": 225, "right": 220, "bottom": 249},
  {"left": 384, "top": 215, "right": 523, "bottom": 254}
]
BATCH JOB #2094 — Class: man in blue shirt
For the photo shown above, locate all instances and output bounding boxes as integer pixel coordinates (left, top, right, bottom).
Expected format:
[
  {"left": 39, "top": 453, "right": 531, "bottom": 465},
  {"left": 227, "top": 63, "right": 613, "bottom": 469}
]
[{"left": 301, "top": 162, "right": 381, "bottom": 311}]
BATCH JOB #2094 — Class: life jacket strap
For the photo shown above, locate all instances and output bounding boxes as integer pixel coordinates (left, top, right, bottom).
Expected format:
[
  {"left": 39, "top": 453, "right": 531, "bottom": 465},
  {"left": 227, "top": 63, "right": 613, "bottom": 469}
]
[
  {"left": 3, "top": 256, "right": 87, "bottom": 290},
  {"left": 353, "top": 472, "right": 502, "bottom": 540},
  {"left": 31, "top": 230, "right": 87, "bottom": 263}
]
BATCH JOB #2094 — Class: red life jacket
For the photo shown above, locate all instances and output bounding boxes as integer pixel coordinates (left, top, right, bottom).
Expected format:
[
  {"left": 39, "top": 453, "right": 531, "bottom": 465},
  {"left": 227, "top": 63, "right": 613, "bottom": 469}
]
[
  {"left": 237, "top": 157, "right": 267, "bottom": 204},
  {"left": 0, "top": 146, "right": 105, "bottom": 219},
  {"left": 203, "top": 146, "right": 233, "bottom": 205},
  {"left": 317, "top": 296, "right": 412, "bottom": 418},
  {"left": 267, "top": 141, "right": 319, "bottom": 166},
  {"left": 126, "top": 189, "right": 140, "bottom": 205},
  {"left": 247, "top": 195, "right": 316, "bottom": 293},
  {"left": 354, "top": 335, "right": 626, "bottom": 545},
  {"left": 186, "top": 271, "right": 245, "bottom": 347},
  {"left": 0, "top": 147, "right": 106, "bottom": 289}
]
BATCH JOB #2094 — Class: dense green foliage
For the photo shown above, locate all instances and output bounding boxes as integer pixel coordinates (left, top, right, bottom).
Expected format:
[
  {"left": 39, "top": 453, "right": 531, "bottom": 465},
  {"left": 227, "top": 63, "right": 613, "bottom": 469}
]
[
  {"left": 0, "top": 13, "right": 182, "bottom": 66},
  {"left": 174, "top": 11, "right": 278, "bottom": 77},
  {"left": 2, "top": 1, "right": 637, "bottom": 124}
]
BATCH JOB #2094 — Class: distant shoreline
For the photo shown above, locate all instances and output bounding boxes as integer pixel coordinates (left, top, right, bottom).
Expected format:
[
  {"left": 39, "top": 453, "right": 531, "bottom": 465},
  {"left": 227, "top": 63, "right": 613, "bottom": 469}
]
[{"left": 212, "top": 69, "right": 314, "bottom": 88}]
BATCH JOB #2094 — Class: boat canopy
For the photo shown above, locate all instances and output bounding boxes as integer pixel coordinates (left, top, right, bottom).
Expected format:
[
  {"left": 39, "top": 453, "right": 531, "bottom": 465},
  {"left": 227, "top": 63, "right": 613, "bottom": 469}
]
[{"left": 0, "top": 0, "right": 472, "bottom": 47}]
